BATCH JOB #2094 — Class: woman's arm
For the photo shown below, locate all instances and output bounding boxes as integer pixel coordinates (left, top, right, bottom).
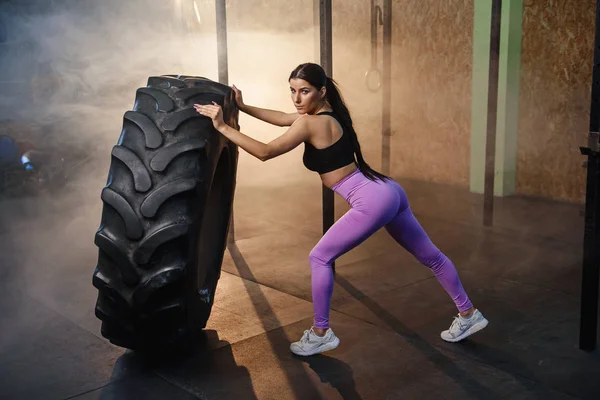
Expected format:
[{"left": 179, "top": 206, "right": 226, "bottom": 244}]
[
  {"left": 232, "top": 85, "right": 299, "bottom": 126},
  {"left": 218, "top": 116, "right": 309, "bottom": 161},
  {"left": 241, "top": 104, "right": 299, "bottom": 127},
  {"left": 195, "top": 103, "right": 310, "bottom": 162}
]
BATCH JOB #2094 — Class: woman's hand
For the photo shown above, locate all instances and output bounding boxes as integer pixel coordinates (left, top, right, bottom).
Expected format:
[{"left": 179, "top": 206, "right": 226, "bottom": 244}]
[
  {"left": 194, "top": 102, "right": 225, "bottom": 131},
  {"left": 231, "top": 84, "right": 245, "bottom": 110}
]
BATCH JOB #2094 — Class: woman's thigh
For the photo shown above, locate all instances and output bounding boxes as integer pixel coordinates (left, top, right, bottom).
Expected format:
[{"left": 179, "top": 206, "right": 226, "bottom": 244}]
[{"left": 311, "top": 180, "right": 401, "bottom": 263}]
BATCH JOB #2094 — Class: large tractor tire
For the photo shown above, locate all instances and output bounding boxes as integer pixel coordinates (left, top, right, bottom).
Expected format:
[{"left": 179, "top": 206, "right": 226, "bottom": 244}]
[{"left": 92, "top": 75, "right": 239, "bottom": 352}]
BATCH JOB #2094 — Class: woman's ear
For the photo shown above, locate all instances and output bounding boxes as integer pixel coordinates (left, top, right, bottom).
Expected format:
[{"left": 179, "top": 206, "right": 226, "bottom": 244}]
[{"left": 320, "top": 86, "right": 327, "bottom": 99}]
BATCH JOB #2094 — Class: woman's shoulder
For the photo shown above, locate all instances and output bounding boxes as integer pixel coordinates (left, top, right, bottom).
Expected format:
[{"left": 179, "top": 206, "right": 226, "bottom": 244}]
[
  {"left": 291, "top": 113, "right": 337, "bottom": 138},
  {"left": 304, "top": 112, "right": 337, "bottom": 124},
  {"left": 291, "top": 113, "right": 325, "bottom": 127}
]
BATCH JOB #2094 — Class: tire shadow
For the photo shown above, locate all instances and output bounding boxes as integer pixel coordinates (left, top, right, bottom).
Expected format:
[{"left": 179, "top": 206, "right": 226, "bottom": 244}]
[{"left": 97, "top": 330, "right": 259, "bottom": 399}]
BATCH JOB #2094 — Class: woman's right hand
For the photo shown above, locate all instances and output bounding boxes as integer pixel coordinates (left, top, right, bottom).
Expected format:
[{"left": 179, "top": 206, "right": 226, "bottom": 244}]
[{"left": 231, "top": 84, "right": 245, "bottom": 110}]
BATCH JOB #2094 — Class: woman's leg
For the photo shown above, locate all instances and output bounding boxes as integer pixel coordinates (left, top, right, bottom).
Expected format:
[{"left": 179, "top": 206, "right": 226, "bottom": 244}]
[
  {"left": 384, "top": 181, "right": 488, "bottom": 342},
  {"left": 310, "top": 195, "right": 399, "bottom": 330},
  {"left": 384, "top": 206, "right": 473, "bottom": 312},
  {"left": 290, "top": 179, "right": 400, "bottom": 356}
]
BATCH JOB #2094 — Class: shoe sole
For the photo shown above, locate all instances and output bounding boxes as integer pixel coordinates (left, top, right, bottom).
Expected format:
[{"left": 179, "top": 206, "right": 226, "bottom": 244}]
[
  {"left": 290, "top": 337, "right": 340, "bottom": 356},
  {"left": 441, "top": 318, "right": 489, "bottom": 343}
]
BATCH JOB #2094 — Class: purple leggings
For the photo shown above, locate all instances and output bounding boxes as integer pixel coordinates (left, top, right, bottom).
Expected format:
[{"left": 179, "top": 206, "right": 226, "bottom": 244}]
[{"left": 309, "top": 169, "right": 473, "bottom": 329}]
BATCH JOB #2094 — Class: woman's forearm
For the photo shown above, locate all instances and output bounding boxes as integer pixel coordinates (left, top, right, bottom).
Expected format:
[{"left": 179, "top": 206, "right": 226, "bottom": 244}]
[
  {"left": 241, "top": 104, "right": 297, "bottom": 127},
  {"left": 218, "top": 124, "right": 269, "bottom": 161}
]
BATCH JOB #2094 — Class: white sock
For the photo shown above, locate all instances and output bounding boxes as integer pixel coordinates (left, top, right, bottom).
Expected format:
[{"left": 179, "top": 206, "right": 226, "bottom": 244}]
[
  {"left": 312, "top": 328, "right": 328, "bottom": 337},
  {"left": 460, "top": 312, "right": 474, "bottom": 321}
]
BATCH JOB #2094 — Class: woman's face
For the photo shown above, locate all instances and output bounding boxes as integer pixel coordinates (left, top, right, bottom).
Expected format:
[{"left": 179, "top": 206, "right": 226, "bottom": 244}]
[{"left": 289, "top": 78, "right": 324, "bottom": 114}]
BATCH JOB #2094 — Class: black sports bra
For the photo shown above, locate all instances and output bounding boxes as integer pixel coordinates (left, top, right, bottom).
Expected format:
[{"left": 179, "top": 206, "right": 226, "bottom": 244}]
[{"left": 302, "top": 111, "right": 355, "bottom": 174}]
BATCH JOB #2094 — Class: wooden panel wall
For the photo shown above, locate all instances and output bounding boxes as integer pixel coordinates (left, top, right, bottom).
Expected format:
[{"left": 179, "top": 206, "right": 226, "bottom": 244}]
[
  {"left": 202, "top": 0, "right": 596, "bottom": 204},
  {"left": 517, "top": 0, "right": 595, "bottom": 203},
  {"left": 328, "top": 1, "right": 474, "bottom": 188}
]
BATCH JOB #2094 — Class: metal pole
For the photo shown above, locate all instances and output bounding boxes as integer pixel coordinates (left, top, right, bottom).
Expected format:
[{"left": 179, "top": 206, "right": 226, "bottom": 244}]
[
  {"left": 216, "top": 0, "right": 235, "bottom": 244},
  {"left": 370, "top": 0, "right": 378, "bottom": 69},
  {"left": 366, "top": 2, "right": 383, "bottom": 93},
  {"left": 317, "top": 0, "right": 335, "bottom": 271},
  {"left": 578, "top": 0, "right": 600, "bottom": 352},
  {"left": 216, "top": 0, "right": 228, "bottom": 85},
  {"left": 381, "top": 0, "right": 392, "bottom": 176},
  {"left": 483, "top": 0, "right": 502, "bottom": 227},
  {"left": 318, "top": 0, "right": 333, "bottom": 83}
]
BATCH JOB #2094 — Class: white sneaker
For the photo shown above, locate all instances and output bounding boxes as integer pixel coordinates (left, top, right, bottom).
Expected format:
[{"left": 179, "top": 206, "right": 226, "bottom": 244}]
[
  {"left": 290, "top": 327, "right": 340, "bottom": 356},
  {"left": 441, "top": 309, "right": 489, "bottom": 342}
]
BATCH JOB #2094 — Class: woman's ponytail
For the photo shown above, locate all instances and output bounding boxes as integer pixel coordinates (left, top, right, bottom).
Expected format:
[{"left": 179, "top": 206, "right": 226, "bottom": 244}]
[
  {"left": 325, "top": 77, "right": 389, "bottom": 182},
  {"left": 289, "top": 62, "right": 389, "bottom": 182}
]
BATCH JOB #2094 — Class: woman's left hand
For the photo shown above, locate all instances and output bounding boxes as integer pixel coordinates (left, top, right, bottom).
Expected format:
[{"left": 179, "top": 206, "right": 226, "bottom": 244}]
[{"left": 194, "top": 102, "right": 225, "bottom": 130}]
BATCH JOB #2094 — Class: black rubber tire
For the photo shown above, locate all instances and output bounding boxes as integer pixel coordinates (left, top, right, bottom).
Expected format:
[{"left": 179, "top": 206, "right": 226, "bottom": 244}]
[{"left": 92, "top": 75, "right": 239, "bottom": 352}]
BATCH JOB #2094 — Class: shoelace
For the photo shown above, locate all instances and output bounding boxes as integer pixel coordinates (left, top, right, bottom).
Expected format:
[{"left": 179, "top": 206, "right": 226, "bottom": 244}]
[
  {"left": 450, "top": 316, "right": 468, "bottom": 333},
  {"left": 300, "top": 330, "right": 312, "bottom": 344}
]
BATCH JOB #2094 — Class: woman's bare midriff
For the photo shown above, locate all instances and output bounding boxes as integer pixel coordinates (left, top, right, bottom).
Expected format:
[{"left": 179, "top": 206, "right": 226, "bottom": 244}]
[{"left": 320, "top": 162, "right": 359, "bottom": 189}]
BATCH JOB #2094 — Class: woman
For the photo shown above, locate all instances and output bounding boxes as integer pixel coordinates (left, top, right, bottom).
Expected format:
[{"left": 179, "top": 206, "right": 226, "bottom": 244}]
[{"left": 194, "top": 62, "right": 488, "bottom": 357}]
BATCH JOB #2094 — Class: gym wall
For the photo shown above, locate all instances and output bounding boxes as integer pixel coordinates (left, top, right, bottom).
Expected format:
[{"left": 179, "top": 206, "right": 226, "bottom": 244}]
[
  {"left": 330, "top": 0, "right": 594, "bottom": 205},
  {"left": 0, "top": 0, "right": 595, "bottom": 204},
  {"left": 387, "top": 1, "right": 475, "bottom": 189},
  {"left": 225, "top": 0, "right": 483, "bottom": 194},
  {"left": 517, "top": 0, "right": 595, "bottom": 203},
  {"left": 221, "top": 0, "right": 473, "bottom": 191}
]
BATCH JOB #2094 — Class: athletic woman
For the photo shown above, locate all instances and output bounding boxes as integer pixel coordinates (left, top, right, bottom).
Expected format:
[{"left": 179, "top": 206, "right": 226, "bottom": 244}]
[{"left": 194, "top": 62, "right": 488, "bottom": 357}]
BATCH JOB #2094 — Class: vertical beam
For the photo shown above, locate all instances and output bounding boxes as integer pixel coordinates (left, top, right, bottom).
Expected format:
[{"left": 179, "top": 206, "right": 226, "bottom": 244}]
[
  {"left": 314, "top": 0, "right": 322, "bottom": 63},
  {"left": 215, "top": 0, "right": 229, "bottom": 85},
  {"left": 483, "top": 0, "right": 502, "bottom": 226},
  {"left": 381, "top": 0, "right": 392, "bottom": 176},
  {"left": 470, "top": 1, "right": 523, "bottom": 202},
  {"left": 470, "top": 2, "right": 493, "bottom": 195},
  {"left": 370, "top": 0, "right": 378, "bottom": 68},
  {"left": 318, "top": 0, "right": 333, "bottom": 77},
  {"left": 216, "top": 0, "right": 235, "bottom": 244},
  {"left": 578, "top": 0, "right": 600, "bottom": 352},
  {"left": 216, "top": 0, "right": 228, "bottom": 85},
  {"left": 317, "top": 0, "right": 335, "bottom": 270},
  {"left": 580, "top": 139, "right": 600, "bottom": 351},
  {"left": 495, "top": 0, "right": 523, "bottom": 196}
]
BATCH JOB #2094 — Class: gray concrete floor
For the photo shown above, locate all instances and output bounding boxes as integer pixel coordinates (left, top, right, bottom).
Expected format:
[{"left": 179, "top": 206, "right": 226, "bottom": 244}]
[{"left": 0, "top": 173, "right": 598, "bottom": 400}]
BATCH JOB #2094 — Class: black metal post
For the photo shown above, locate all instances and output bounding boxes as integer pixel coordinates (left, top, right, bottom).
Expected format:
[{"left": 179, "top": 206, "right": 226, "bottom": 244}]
[
  {"left": 216, "top": 0, "right": 228, "bottom": 85},
  {"left": 318, "top": 0, "right": 332, "bottom": 80},
  {"left": 578, "top": 0, "right": 600, "bottom": 352},
  {"left": 370, "top": 0, "right": 379, "bottom": 70},
  {"left": 216, "top": 0, "right": 235, "bottom": 244},
  {"left": 381, "top": 0, "right": 392, "bottom": 176},
  {"left": 483, "top": 0, "right": 502, "bottom": 227},
  {"left": 317, "top": 0, "right": 335, "bottom": 270},
  {"left": 366, "top": 1, "right": 383, "bottom": 94}
]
